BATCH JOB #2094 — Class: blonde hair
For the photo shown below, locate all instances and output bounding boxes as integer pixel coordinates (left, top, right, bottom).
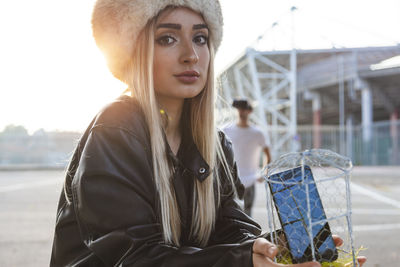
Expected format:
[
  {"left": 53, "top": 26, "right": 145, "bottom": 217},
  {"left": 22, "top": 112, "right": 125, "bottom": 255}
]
[{"left": 126, "top": 10, "right": 236, "bottom": 247}]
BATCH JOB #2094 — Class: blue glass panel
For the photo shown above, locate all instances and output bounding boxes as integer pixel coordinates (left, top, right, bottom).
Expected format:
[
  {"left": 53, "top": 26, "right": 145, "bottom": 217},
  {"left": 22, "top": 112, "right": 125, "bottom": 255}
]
[{"left": 268, "top": 166, "right": 337, "bottom": 263}]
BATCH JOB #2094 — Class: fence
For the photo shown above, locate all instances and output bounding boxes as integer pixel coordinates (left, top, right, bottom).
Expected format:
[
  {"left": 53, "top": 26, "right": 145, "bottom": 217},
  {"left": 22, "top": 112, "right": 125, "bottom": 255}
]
[
  {"left": 1, "top": 120, "right": 398, "bottom": 167},
  {"left": 294, "top": 120, "right": 400, "bottom": 166}
]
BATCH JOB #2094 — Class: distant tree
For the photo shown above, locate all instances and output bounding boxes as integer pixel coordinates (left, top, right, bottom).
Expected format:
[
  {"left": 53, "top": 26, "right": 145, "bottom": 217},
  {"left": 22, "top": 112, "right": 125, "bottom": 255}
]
[
  {"left": 0, "top": 125, "right": 80, "bottom": 166},
  {"left": 0, "top": 125, "right": 30, "bottom": 164},
  {"left": 0, "top": 124, "right": 29, "bottom": 137}
]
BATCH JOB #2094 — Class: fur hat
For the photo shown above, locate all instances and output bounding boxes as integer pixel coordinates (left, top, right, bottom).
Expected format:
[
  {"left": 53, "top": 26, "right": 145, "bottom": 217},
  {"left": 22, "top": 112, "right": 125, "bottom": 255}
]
[{"left": 92, "top": 0, "right": 223, "bottom": 81}]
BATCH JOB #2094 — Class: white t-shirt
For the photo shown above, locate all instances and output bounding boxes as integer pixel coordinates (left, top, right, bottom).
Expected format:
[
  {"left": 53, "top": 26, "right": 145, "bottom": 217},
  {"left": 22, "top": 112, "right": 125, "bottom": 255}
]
[{"left": 223, "top": 124, "right": 268, "bottom": 188}]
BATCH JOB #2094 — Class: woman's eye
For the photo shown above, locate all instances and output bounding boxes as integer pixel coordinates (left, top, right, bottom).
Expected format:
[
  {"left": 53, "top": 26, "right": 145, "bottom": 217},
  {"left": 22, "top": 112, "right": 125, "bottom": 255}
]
[
  {"left": 194, "top": 35, "right": 208, "bottom": 45},
  {"left": 156, "top": 35, "right": 176, "bottom": 46}
]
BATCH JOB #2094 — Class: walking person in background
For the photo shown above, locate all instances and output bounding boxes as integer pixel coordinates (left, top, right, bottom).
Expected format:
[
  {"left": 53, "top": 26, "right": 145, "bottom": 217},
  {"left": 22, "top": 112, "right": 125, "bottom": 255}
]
[
  {"left": 223, "top": 99, "right": 271, "bottom": 217},
  {"left": 50, "top": 1, "right": 365, "bottom": 266}
]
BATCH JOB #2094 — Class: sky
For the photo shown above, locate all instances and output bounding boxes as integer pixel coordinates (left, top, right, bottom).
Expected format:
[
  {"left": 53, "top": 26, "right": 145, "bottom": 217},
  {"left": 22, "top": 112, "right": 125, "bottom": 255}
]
[{"left": 0, "top": 0, "right": 399, "bottom": 134}]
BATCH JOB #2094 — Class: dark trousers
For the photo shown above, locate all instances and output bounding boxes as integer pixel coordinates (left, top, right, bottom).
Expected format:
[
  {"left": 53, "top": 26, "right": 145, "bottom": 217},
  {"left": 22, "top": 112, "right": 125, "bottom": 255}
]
[{"left": 243, "top": 184, "right": 255, "bottom": 216}]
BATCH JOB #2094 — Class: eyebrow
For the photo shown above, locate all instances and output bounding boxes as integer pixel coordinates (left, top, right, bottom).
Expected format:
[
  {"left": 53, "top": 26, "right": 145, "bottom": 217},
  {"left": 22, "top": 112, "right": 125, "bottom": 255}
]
[
  {"left": 193, "top": 24, "right": 208, "bottom": 30},
  {"left": 156, "top": 23, "right": 208, "bottom": 30}
]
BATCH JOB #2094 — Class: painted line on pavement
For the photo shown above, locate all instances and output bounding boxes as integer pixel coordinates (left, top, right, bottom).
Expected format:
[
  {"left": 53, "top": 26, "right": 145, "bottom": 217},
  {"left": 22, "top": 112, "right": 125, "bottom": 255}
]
[
  {"left": 351, "top": 208, "right": 400, "bottom": 215},
  {"left": 350, "top": 182, "right": 400, "bottom": 209},
  {"left": 0, "top": 179, "right": 62, "bottom": 193},
  {"left": 353, "top": 223, "right": 400, "bottom": 232}
]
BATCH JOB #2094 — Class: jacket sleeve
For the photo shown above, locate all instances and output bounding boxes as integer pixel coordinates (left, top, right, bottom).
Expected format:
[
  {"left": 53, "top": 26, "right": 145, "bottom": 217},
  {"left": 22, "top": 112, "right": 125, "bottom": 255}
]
[
  {"left": 208, "top": 169, "right": 262, "bottom": 246},
  {"left": 72, "top": 126, "right": 257, "bottom": 267}
]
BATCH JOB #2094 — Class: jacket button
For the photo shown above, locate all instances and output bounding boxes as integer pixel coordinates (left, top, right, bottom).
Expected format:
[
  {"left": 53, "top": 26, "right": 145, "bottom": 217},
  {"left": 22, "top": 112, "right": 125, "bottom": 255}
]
[{"left": 199, "top": 167, "right": 206, "bottom": 174}]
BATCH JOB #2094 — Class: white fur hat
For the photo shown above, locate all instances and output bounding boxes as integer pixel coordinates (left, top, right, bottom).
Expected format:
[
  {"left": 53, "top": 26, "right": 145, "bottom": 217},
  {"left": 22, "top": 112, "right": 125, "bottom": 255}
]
[{"left": 92, "top": 0, "right": 223, "bottom": 81}]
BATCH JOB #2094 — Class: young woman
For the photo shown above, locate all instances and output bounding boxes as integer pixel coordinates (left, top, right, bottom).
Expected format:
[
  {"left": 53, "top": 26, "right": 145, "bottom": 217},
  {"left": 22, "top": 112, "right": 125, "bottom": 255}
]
[{"left": 50, "top": 1, "right": 366, "bottom": 266}]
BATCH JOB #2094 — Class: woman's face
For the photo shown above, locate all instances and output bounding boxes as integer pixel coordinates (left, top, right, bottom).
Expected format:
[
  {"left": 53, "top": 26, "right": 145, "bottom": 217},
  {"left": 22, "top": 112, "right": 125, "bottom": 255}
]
[{"left": 153, "top": 7, "right": 210, "bottom": 103}]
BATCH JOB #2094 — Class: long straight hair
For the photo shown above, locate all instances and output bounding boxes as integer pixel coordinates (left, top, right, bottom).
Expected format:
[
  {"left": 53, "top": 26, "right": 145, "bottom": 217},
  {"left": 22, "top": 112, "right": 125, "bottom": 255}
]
[{"left": 126, "top": 10, "right": 236, "bottom": 247}]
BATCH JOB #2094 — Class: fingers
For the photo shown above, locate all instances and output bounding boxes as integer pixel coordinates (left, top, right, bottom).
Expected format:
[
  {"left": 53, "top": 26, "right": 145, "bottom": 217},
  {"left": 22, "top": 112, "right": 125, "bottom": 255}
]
[
  {"left": 330, "top": 235, "right": 366, "bottom": 267},
  {"left": 332, "top": 235, "right": 366, "bottom": 266},
  {"left": 253, "top": 236, "right": 362, "bottom": 267},
  {"left": 331, "top": 235, "right": 343, "bottom": 247},
  {"left": 357, "top": 256, "right": 367, "bottom": 266},
  {"left": 253, "top": 238, "right": 278, "bottom": 259},
  {"left": 252, "top": 238, "right": 320, "bottom": 267},
  {"left": 253, "top": 254, "right": 320, "bottom": 267},
  {"left": 252, "top": 253, "right": 272, "bottom": 267},
  {"left": 253, "top": 255, "right": 321, "bottom": 267}
]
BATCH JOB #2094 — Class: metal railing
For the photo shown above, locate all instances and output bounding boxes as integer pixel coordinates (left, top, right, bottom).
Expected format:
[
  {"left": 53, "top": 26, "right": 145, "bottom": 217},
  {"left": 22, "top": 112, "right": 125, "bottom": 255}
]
[
  {"left": 290, "top": 120, "right": 400, "bottom": 166},
  {"left": 1, "top": 120, "right": 398, "bottom": 167}
]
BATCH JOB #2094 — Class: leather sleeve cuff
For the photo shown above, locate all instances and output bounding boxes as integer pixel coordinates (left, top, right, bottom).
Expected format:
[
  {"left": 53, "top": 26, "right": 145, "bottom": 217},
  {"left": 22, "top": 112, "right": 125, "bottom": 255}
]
[{"left": 230, "top": 239, "right": 255, "bottom": 267}]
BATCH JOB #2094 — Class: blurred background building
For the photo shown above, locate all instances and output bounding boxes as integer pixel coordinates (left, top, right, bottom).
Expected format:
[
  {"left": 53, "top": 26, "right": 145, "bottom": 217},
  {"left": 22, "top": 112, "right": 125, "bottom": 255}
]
[
  {"left": 217, "top": 45, "right": 400, "bottom": 166},
  {"left": 216, "top": 6, "right": 400, "bottom": 166}
]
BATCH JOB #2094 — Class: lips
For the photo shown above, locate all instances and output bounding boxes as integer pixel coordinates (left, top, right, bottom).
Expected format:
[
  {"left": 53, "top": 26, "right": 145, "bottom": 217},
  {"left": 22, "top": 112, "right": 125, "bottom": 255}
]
[{"left": 174, "top": 70, "right": 200, "bottom": 84}]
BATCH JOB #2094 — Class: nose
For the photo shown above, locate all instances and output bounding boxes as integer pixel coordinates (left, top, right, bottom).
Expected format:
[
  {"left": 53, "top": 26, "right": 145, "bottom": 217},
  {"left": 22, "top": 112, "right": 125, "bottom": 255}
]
[{"left": 179, "top": 40, "right": 199, "bottom": 65}]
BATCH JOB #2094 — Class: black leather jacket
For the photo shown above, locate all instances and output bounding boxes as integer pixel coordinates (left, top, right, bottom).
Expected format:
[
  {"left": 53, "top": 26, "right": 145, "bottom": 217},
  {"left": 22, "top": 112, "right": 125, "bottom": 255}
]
[{"left": 50, "top": 96, "right": 262, "bottom": 266}]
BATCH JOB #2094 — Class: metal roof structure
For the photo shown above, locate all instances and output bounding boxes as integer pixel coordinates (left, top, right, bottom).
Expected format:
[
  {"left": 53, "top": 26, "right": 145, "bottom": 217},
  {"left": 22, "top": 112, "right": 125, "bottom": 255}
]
[
  {"left": 296, "top": 46, "right": 400, "bottom": 124},
  {"left": 217, "top": 45, "right": 400, "bottom": 154}
]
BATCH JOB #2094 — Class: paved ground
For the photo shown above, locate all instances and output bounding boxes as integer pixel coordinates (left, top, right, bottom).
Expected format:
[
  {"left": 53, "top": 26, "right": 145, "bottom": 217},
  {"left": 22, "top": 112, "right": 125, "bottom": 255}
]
[{"left": 0, "top": 167, "right": 399, "bottom": 266}]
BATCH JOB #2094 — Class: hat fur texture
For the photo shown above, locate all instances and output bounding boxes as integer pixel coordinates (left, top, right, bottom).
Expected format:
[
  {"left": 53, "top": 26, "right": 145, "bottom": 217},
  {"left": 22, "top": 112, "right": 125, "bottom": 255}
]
[{"left": 92, "top": 0, "right": 223, "bottom": 81}]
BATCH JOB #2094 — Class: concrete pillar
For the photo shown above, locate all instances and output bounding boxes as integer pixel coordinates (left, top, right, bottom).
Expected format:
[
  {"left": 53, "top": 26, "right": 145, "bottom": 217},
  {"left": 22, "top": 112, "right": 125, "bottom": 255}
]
[
  {"left": 312, "top": 94, "right": 321, "bottom": 148},
  {"left": 361, "top": 84, "right": 373, "bottom": 164},
  {"left": 290, "top": 47, "right": 297, "bottom": 152},
  {"left": 391, "top": 109, "right": 399, "bottom": 165},
  {"left": 362, "top": 86, "right": 373, "bottom": 143},
  {"left": 338, "top": 55, "right": 345, "bottom": 155},
  {"left": 346, "top": 115, "right": 353, "bottom": 159}
]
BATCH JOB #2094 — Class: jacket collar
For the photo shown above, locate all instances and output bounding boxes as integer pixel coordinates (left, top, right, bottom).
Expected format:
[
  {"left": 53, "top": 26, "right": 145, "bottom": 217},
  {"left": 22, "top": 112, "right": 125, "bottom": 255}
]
[
  {"left": 164, "top": 111, "right": 210, "bottom": 182},
  {"left": 178, "top": 136, "right": 210, "bottom": 182}
]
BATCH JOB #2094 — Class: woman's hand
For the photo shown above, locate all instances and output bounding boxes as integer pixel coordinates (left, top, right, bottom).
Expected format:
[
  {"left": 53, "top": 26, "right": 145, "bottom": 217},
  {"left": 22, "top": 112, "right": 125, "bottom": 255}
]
[
  {"left": 332, "top": 235, "right": 367, "bottom": 267},
  {"left": 252, "top": 238, "right": 320, "bottom": 267},
  {"left": 253, "top": 236, "right": 367, "bottom": 267}
]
